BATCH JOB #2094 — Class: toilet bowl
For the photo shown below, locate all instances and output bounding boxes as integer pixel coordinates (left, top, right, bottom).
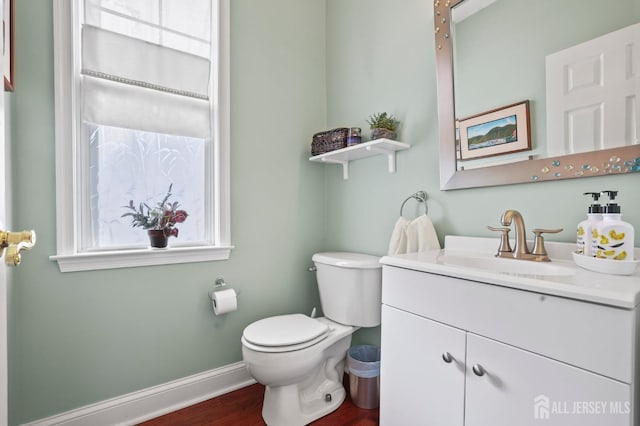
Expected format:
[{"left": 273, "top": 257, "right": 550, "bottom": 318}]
[
  {"left": 241, "top": 252, "right": 382, "bottom": 426},
  {"left": 242, "top": 316, "right": 354, "bottom": 425}
]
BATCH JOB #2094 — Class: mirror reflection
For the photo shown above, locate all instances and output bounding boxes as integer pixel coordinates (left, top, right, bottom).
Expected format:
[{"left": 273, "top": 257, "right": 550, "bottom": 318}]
[{"left": 434, "top": 0, "right": 640, "bottom": 189}]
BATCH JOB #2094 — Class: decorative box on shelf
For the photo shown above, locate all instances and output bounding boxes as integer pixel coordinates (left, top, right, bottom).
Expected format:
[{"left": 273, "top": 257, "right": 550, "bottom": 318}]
[{"left": 309, "top": 138, "right": 410, "bottom": 179}]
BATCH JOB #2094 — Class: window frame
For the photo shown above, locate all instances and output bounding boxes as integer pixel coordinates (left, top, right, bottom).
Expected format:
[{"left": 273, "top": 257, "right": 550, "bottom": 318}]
[{"left": 51, "top": 0, "right": 232, "bottom": 272}]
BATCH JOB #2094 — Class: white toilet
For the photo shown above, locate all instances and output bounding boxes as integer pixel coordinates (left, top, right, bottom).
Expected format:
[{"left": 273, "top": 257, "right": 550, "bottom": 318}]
[{"left": 241, "top": 252, "right": 382, "bottom": 426}]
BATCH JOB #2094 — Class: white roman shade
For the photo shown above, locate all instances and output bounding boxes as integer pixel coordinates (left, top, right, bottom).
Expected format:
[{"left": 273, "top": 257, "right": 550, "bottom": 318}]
[{"left": 81, "top": 25, "right": 211, "bottom": 138}]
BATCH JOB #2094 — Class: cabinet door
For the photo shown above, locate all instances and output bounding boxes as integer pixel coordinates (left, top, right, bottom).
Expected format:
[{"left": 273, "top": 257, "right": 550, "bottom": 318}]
[
  {"left": 465, "top": 333, "right": 631, "bottom": 426},
  {"left": 380, "top": 305, "right": 466, "bottom": 426}
]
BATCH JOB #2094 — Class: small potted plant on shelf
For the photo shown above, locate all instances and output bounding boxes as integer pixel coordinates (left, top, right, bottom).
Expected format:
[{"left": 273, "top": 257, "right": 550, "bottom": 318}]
[
  {"left": 121, "top": 184, "right": 188, "bottom": 249},
  {"left": 367, "top": 112, "right": 399, "bottom": 140}
]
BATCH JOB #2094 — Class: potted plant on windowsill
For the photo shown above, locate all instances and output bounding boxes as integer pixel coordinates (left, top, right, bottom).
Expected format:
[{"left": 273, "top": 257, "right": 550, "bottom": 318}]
[
  {"left": 367, "top": 112, "right": 399, "bottom": 140},
  {"left": 121, "top": 184, "right": 189, "bottom": 249}
]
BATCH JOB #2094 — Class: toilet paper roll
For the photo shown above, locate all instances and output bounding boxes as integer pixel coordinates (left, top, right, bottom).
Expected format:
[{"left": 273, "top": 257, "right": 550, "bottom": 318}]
[{"left": 212, "top": 288, "right": 237, "bottom": 315}]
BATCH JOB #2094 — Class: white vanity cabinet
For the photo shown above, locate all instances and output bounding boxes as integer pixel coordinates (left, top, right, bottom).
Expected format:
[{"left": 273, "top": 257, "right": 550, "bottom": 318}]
[
  {"left": 380, "top": 305, "right": 466, "bottom": 425},
  {"left": 380, "top": 264, "right": 637, "bottom": 426}
]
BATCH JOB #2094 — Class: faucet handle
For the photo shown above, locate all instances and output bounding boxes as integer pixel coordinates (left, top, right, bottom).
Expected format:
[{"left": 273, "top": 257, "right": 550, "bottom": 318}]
[
  {"left": 531, "top": 228, "right": 563, "bottom": 260},
  {"left": 532, "top": 228, "right": 563, "bottom": 234},
  {"left": 487, "top": 225, "right": 512, "bottom": 256}
]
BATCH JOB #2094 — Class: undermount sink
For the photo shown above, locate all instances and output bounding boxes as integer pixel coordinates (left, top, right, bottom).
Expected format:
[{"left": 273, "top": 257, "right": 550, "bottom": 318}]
[{"left": 437, "top": 253, "right": 576, "bottom": 276}]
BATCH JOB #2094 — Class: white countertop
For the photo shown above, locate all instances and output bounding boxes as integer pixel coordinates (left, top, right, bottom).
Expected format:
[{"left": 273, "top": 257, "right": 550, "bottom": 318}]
[{"left": 380, "top": 236, "right": 640, "bottom": 309}]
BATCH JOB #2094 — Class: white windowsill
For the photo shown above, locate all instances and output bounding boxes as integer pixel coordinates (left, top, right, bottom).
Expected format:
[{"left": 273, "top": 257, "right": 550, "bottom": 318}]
[{"left": 50, "top": 245, "right": 234, "bottom": 272}]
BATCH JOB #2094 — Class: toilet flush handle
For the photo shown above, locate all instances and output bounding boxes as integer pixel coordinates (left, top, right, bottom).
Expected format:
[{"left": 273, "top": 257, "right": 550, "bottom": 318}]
[{"left": 307, "top": 266, "right": 317, "bottom": 272}]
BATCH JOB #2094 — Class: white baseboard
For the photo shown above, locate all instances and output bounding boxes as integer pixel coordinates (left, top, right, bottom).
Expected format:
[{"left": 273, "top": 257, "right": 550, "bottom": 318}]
[{"left": 22, "top": 362, "right": 256, "bottom": 426}]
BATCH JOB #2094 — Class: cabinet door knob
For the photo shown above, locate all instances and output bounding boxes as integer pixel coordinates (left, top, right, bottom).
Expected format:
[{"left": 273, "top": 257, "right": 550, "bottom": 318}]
[
  {"left": 472, "top": 364, "right": 485, "bottom": 376},
  {"left": 442, "top": 352, "right": 453, "bottom": 363}
]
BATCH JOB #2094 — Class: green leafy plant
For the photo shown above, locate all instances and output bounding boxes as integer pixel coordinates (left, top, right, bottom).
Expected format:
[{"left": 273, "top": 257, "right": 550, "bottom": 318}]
[
  {"left": 366, "top": 112, "right": 399, "bottom": 131},
  {"left": 121, "top": 184, "right": 188, "bottom": 238}
]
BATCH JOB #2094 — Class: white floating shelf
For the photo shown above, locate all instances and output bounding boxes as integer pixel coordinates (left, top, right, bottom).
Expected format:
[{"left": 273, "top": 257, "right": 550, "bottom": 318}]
[{"left": 309, "top": 138, "right": 410, "bottom": 179}]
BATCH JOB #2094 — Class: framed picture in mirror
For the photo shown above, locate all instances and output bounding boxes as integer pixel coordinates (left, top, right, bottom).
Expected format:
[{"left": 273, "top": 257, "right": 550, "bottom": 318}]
[{"left": 458, "top": 100, "right": 531, "bottom": 160}]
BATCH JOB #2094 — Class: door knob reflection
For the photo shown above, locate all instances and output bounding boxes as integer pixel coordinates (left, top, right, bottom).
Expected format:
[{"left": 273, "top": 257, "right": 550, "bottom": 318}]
[{"left": 0, "top": 230, "right": 36, "bottom": 266}]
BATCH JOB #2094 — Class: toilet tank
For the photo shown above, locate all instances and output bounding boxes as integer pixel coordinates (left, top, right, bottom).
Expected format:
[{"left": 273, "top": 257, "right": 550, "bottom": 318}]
[{"left": 312, "top": 252, "right": 382, "bottom": 327}]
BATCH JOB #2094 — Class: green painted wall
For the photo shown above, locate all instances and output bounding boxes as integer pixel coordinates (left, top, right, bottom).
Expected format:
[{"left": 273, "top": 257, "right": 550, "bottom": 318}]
[
  {"left": 324, "top": 0, "right": 640, "bottom": 346},
  {"left": 8, "top": 0, "right": 326, "bottom": 424}
]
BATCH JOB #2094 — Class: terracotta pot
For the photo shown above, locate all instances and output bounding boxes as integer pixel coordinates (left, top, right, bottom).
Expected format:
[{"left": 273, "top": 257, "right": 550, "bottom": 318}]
[{"left": 147, "top": 229, "right": 168, "bottom": 249}]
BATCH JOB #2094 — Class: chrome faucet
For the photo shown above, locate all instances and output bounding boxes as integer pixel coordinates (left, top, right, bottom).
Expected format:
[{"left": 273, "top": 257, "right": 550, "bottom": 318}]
[{"left": 488, "top": 210, "right": 562, "bottom": 262}]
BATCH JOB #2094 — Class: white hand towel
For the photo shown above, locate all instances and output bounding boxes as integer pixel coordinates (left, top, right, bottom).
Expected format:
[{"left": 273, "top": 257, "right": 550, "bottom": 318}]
[
  {"left": 388, "top": 217, "right": 410, "bottom": 255},
  {"left": 405, "top": 214, "right": 441, "bottom": 253}
]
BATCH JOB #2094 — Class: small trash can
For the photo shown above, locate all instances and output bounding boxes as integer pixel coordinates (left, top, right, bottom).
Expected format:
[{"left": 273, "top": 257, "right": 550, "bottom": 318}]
[{"left": 347, "top": 345, "right": 381, "bottom": 409}]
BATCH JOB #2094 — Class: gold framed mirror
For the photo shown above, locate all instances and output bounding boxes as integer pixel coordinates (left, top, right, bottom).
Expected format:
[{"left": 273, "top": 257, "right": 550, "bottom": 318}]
[{"left": 434, "top": 0, "right": 640, "bottom": 190}]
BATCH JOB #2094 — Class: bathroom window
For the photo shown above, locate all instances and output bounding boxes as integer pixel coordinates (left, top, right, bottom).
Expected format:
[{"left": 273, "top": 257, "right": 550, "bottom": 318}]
[{"left": 51, "top": 0, "right": 231, "bottom": 271}]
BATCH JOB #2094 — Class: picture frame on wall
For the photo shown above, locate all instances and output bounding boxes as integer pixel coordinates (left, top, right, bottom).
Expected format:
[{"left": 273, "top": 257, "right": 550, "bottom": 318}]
[
  {"left": 458, "top": 100, "right": 531, "bottom": 160},
  {"left": 3, "top": 0, "right": 13, "bottom": 91}
]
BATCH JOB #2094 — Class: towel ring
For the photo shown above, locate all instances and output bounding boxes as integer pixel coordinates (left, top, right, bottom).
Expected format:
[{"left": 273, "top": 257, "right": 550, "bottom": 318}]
[{"left": 400, "top": 191, "right": 428, "bottom": 216}]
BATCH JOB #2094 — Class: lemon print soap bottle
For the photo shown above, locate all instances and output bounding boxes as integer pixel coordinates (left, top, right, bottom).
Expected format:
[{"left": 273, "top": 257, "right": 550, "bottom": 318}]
[
  {"left": 592, "top": 190, "right": 634, "bottom": 261},
  {"left": 577, "top": 192, "right": 602, "bottom": 256}
]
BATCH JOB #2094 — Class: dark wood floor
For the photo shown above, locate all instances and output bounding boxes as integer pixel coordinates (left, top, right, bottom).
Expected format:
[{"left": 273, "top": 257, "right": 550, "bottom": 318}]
[{"left": 139, "top": 380, "right": 379, "bottom": 426}]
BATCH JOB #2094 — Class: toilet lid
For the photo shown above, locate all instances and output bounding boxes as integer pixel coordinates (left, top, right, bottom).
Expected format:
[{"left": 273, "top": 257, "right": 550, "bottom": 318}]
[{"left": 243, "top": 314, "right": 329, "bottom": 347}]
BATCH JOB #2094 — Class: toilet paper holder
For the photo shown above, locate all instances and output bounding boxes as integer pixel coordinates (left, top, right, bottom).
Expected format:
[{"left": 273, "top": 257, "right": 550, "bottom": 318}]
[{"left": 208, "top": 277, "right": 241, "bottom": 300}]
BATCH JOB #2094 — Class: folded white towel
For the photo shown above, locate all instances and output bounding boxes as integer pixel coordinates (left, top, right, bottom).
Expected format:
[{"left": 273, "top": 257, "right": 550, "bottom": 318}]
[
  {"left": 405, "top": 214, "right": 441, "bottom": 253},
  {"left": 387, "top": 217, "right": 410, "bottom": 255}
]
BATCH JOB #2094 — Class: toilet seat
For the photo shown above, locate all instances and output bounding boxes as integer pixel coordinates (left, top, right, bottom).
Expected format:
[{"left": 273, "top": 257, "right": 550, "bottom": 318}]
[{"left": 242, "top": 314, "right": 329, "bottom": 353}]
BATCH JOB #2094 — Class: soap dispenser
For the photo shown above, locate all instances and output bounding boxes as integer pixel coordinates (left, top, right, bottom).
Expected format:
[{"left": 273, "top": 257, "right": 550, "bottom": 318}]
[
  {"left": 592, "top": 190, "right": 635, "bottom": 261},
  {"left": 576, "top": 192, "right": 602, "bottom": 256}
]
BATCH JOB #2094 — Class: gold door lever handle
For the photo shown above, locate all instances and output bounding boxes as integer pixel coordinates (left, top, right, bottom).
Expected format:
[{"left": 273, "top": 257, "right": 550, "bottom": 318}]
[{"left": 0, "top": 230, "right": 36, "bottom": 266}]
